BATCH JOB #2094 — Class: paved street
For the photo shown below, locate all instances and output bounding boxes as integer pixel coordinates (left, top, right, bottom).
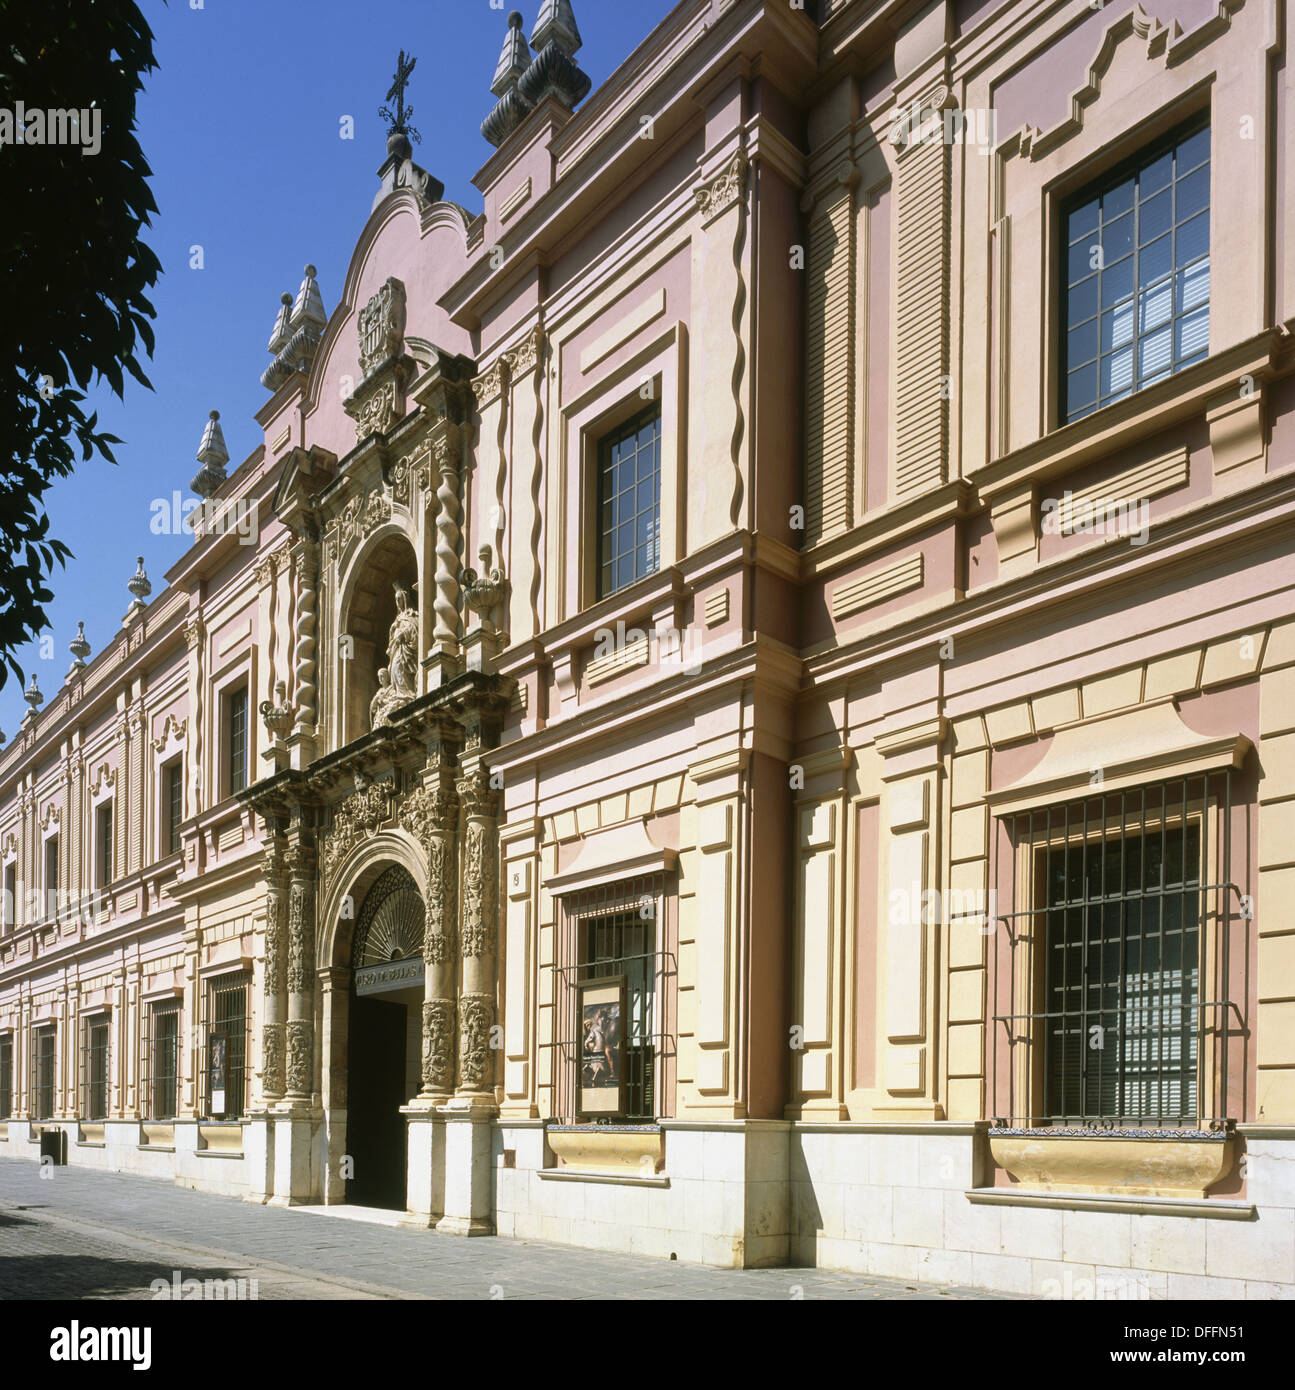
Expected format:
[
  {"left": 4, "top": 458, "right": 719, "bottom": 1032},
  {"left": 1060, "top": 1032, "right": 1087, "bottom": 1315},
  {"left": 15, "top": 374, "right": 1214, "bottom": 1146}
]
[{"left": 0, "top": 1157, "right": 1009, "bottom": 1300}]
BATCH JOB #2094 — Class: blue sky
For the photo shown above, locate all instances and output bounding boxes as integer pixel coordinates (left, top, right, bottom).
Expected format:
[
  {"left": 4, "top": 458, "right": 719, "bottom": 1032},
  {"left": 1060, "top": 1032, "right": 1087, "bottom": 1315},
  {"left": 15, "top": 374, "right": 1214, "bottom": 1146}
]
[{"left": 1, "top": 0, "right": 677, "bottom": 740}]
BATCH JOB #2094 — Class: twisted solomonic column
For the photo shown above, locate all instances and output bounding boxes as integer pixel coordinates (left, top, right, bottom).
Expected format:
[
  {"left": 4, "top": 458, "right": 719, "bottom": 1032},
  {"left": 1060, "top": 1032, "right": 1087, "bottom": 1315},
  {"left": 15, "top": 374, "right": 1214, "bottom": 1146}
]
[
  {"left": 432, "top": 437, "right": 462, "bottom": 657},
  {"left": 293, "top": 551, "right": 318, "bottom": 734}
]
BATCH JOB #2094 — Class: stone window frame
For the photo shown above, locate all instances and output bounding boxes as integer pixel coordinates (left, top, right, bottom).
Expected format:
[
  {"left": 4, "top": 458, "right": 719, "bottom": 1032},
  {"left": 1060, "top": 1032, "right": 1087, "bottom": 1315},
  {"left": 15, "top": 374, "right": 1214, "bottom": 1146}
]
[
  {"left": 78, "top": 1007, "right": 112, "bottom": 1122},
  {"left": 558, "top": 321, "right": 686, "bottom": 622}
]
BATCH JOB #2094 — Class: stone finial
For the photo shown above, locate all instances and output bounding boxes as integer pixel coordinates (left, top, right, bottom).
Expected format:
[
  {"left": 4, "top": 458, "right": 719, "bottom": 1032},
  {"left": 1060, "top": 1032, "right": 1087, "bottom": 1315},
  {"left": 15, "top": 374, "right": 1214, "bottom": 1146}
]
[
  {"left": 531, "top": 0, "right": 582, "bottom": 56},
  {"left": 492, "top": 11, "right": 532, "bottom": 97},
  {"left": 191, "top": 409, "right": 229, "bottom": 498},
  {"left": 482, "top": 12, "right": 536, "bottom": 147},
  {"left": 23, "top": 673, "right": 43, "bottom": 713},
  {"left": 291, "top": 264, "right": 327, "bottom": 334},
  {"left": 125, "top": 556, "right": 152, "bottom": 623},
  {"left": 267, "top": 292, "right": 293, "bottom": 354},
  {"left": 67, "top": 621, "right": 91, "bottom": 676},
  {"left": 519, "top": 0, "right": 590, "bottom": 112},
  {"left": 262, "top": 265, "right": 327, "bottom": 392}
]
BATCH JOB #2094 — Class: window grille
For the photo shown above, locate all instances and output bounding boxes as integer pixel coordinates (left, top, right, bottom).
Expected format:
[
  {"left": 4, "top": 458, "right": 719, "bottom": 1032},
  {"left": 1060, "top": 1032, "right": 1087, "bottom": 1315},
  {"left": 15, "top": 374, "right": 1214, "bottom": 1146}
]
[
  {"left": 228, "top": 688, "right": 249, "bottom": 796},
  {"left": 80, "top": 1012, "right": 110, "bottom": 1121},
  {"left": 0, "top": 1034, "right": 12, "bottom": 1120},
  {"left": 597, "top": 406, "right": 662, "bottom": 599},
  {"left": 990, "top": 770, "right": 1245, "bottom": 1130},
  {"left": 549, "top": 874, "right": 676, "bottom": 1122},
  {"left": 142, "top": 1001, "right": 181, "bottom": 1120},
  {"left": 1062, "top": 119, "right": 1210, "bottom": 423},
  {"left": 201, "top": 973, "right": 249, "bottom": 1119},
  {"left": 33, "top": 1025, "right": 56, "bottom": 1120}
]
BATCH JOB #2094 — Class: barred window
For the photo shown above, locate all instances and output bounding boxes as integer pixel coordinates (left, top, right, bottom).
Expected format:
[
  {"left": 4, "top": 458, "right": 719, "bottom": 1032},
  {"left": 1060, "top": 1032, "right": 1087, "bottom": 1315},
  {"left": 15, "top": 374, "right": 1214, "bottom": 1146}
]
[
  {"left": 33, "top": 1025, "right": 56, "bottom": 1121},
  {"left": 143, "top": 1002, "right": 180, "bottom": 1121},
  {"left": 991, "top": 771, "right": 1244, "bottom": 1129},
  {"left": 81, "top": 1013, "right": 110, "bottom": 1121},
  {"left": 202, "top": 973, "right": 249, "bottom": 1120},
  {"left": 551, "top": 875, "right": 676, "bottom": 1122},
  {"left": 2, "top": 861, "right": 15, "bottom": 930},
  {"left": 0, "top": 1034, "right": 12, "bottom": 1120}
]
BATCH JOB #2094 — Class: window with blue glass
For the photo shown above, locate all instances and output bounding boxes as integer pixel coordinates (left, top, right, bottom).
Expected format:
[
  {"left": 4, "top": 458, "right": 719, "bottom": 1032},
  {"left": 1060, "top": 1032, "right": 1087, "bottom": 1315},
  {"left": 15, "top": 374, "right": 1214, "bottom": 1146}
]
[
  {"left": 597, "top": 406, "right": 661, "bottom": 599},
  {"left": 1062, "top": 121, "right": 1210, "bottom": 424}
]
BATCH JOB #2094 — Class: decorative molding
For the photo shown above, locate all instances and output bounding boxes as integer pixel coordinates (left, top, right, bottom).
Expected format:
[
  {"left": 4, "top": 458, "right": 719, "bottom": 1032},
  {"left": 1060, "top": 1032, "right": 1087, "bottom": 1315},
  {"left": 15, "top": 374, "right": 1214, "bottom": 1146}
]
[
  {"left": 89, "top": 764, "right": 117, "bottom": 797},
  {"left": 579, "top": 291, "right": 666, "bottom": 374},
  {"left": 694, "top": 150, "right": 747, "bottom": 224},
  {"left": 832, "top": 553, "right": 925, "bottom": 620},
  {"left": 357, "top": 277, "right": 407, "bottom": 381},
  {"left": 472, "top": 358, "right": 509, "bottom": 411},
  {"left": 320, "top": 780, "right": 394, "bottom": 887},
  {"left": 499, "top": 176, "right": 532, "bottom": 223},
  {"left": 151, "top": 714, "right": 187, "bottom": 752},
  {"left": 586, "top": 633, "right": 651, "bottom": 686},
  {"left": 1046, "top": 446, "right": 1189, "bottom": 535}
]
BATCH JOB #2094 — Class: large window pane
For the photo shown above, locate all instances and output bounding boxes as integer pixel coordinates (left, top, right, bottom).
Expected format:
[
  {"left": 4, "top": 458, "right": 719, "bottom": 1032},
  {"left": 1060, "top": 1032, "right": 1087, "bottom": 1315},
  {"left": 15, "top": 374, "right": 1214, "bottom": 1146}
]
[{"left": 1062, "top": 120, "right": 1210, "bottom": 422}]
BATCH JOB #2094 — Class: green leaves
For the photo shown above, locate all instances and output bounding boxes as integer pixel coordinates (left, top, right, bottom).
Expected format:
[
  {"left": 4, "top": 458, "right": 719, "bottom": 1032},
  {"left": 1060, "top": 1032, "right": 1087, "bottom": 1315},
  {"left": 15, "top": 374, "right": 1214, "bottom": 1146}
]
[{"left": 0, "top": 0, "right": 160, "bottom": 691}]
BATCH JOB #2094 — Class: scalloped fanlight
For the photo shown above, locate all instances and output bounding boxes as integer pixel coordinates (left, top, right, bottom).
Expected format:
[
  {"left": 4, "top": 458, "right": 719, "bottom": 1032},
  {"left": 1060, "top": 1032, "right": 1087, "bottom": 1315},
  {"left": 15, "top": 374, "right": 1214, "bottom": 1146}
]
[{"left": 353, "top": 865, "right": 424, "bottom": 968}]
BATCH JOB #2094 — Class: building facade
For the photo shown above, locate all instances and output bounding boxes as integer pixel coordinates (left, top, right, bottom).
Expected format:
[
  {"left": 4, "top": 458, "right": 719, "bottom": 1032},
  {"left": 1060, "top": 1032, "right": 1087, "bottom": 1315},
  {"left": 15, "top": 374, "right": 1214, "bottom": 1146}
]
[{"left": 3, "top": 0, "right": 1295, "bottom": 1297}]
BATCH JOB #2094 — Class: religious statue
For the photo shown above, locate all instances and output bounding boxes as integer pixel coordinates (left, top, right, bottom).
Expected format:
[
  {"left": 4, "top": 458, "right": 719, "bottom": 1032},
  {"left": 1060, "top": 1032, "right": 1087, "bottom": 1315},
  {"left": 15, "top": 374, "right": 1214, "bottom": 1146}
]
[
  {"left": 369, "top": 668, "right": 403, "bottom": 730},
  {"left": 387, "top": 583, "right": 419, "bottom": 697}
]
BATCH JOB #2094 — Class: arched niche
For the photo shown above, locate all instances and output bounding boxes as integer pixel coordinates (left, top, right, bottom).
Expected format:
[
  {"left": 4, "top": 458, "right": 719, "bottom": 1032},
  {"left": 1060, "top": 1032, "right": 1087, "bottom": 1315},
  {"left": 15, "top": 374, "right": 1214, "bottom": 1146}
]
[{"left": 338, "top": 530, "right": 420, "bottom": 746}]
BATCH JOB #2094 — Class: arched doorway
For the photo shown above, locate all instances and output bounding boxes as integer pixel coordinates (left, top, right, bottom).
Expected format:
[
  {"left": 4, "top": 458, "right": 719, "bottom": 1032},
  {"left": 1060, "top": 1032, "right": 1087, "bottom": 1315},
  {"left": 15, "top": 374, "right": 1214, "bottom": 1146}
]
[{"left": 345, "top": 864, "right": 425, "bottom": 1210}]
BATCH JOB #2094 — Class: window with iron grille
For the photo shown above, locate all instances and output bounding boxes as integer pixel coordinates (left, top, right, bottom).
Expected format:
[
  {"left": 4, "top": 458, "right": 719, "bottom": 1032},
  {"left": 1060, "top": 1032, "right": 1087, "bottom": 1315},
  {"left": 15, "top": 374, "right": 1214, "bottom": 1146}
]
[
  {"left": 597, "top": 406, "right": 661, "bottom": 599},
  {"left": 227, "top": 687, "right": 249, "bottom": 797},
  {"left": 990, "top": 770, "right": 1244, "bottom": 1129},
  {"left": 551, "top": 875, "right": 676, "bottom": 1122},
  {"left": 142, "top": 1001, "right": 180, "bottom": 1121},
  {"left": 0, "top": 1034, "right": 12, "bottom": 1120},
  {"left": 33, "top": 1025, "right": 56, "bottom": 1120},
  {"left": 1061, "top": 118, "right": 1210, "bottom": 424},
  {"left": 95, "top": 801, "right": 114, "bottom": 888},
  {"left": 2, "top": 861, "right": 14, "bottom": 930},
  {"left": 81, "top": 1013, "right": 110, "bottom": 1121},
  {"left": 164, "top": 760, "right": 184, "bottom": 856},
  {"left": 203, "top": 973, "right": 249, "bottom": 1119},
  {"left": 43, "top": 835, "right": 59, "bottom": 919}
]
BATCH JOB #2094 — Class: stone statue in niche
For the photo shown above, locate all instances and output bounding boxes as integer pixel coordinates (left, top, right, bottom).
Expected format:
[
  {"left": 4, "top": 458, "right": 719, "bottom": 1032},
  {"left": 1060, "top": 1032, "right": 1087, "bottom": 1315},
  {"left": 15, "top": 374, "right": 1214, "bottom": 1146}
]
[
  {"left": 369, "top": 668, "right": 402, "bottom": 729},
  {"left": 388, "top": 583, "right": 419, "bottom": 695}
]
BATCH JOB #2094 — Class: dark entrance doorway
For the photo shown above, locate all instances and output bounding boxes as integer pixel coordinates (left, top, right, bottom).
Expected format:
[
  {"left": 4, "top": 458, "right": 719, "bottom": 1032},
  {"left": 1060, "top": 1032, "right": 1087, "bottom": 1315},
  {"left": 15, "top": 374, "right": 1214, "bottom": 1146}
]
[
  {"left": 345, "top": 864, "right": 427, "bottom": 1211},
  {"left": 346, "top": 992, "right": 409, "bottom": 1209}
]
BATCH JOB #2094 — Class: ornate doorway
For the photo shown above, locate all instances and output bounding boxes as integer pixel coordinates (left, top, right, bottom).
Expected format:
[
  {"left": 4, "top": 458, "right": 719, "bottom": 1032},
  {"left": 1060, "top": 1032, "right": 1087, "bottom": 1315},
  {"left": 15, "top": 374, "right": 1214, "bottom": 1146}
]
[{"left": 345, "top": 865, "right": 424, "bottom": 1209}]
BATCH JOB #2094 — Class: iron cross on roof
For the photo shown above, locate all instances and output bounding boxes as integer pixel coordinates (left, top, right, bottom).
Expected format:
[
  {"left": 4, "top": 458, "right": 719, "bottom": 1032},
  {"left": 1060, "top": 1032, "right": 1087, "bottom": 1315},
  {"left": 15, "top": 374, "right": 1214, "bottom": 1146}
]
[{"left": 379, "top": 49, "right": 420, "bottom": 142}]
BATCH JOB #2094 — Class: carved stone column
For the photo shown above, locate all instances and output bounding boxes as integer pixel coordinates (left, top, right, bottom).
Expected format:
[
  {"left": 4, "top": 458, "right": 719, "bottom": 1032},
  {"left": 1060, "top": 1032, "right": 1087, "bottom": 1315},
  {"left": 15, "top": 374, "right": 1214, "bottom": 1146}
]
[
  {"left": 455, "top": 763, "right": 501, "bottom": 1103},
  {"left": 428, "top": 434, "right": 464, "bottom": 682},
  {"left": 285, "top": 816, "right": 317, "bottom": 1105},
  {"left": 260, "top": 828, "right": 289, "bottom": 1105}
]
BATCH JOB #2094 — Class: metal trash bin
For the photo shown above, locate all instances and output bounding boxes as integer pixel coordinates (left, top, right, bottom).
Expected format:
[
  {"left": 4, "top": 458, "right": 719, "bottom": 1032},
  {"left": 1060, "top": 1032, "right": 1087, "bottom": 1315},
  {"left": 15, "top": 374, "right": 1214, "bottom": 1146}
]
[{"left": 38, "top": 1127, "right": 67, "bottom": 1165}]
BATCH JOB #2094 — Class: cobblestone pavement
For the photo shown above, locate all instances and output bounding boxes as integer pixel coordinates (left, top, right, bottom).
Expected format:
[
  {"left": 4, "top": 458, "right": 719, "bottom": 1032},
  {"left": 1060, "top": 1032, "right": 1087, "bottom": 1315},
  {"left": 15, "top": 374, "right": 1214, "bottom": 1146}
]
[{"left": 0, "top": 1156, "right": 1012, "bottom": 1300}]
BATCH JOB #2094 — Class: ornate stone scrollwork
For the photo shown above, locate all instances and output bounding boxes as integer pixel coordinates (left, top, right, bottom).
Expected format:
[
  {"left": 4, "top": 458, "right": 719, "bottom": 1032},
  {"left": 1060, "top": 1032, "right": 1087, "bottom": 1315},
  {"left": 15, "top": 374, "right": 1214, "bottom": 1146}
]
[
  {"left": 457, "top": 992, "right": 495, "bottom": 1091},
  {"left": 694, "top": 150, "right": 747, "bottom": 222},
  {"left": 358, "top": 277, "right": 407, "bottom": 381},
  {"left": 285, "top": 1019, "right": 312, "bottom": 1096},
  {"left": 287, "top": 877, "right": 316, "bottom": 996},
  {"left": 262, "top": 1023, "right": 285, "bottom": 1099},
  {"left": 320, "top": 779, "right": 394, "bottom": 886},
  {"left": 422, "top": 998, "right": 456, "bottom": 1091}
]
